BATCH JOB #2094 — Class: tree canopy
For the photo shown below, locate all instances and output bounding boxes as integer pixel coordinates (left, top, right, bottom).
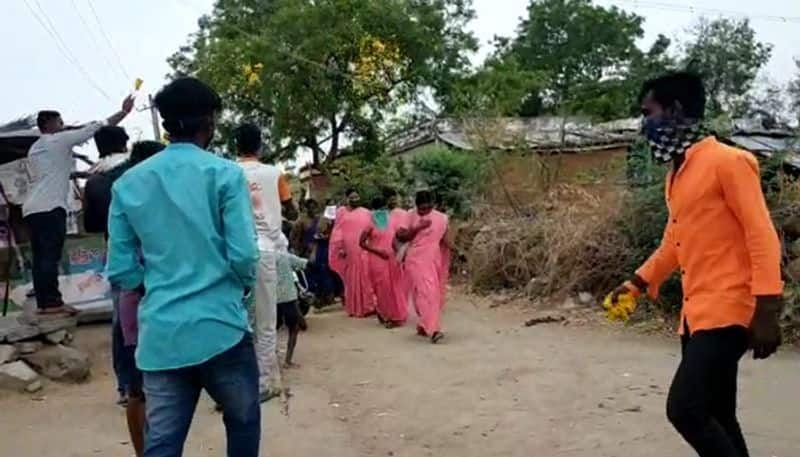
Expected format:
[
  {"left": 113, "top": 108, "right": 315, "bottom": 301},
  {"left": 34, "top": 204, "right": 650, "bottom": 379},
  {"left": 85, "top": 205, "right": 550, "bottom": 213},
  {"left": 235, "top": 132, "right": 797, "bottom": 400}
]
[
  {"left": 683, "top": 18, "right": 772, "bottom": 117},
  {"left": 169, "top": 0, "right": 477, "bottom": 164}
]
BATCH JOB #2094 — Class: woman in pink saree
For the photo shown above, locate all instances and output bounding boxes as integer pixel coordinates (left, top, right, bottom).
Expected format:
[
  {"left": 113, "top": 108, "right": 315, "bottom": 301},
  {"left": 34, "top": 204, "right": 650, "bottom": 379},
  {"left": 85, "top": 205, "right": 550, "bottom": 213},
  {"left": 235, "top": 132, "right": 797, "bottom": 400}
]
[
  {"left": 360, "top": 193, "right": 408, "bottom": 327},
  {"left": 329, "top": 189, "right": 375, "bottom": 318},
  {"left": 398, "top": 190, "right": 451, "bottom": 343}
]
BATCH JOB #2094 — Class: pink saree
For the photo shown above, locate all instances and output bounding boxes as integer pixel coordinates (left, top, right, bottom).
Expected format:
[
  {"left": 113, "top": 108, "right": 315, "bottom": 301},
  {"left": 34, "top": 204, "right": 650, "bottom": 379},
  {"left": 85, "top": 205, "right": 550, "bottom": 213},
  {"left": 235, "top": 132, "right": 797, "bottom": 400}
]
[
  {"left": 404, "top": 209, "right": 450, "bottom": 335},
  {"left": 364, "top": 210, "right": 408, "bottom": 325},
  {"left": 329, "top": 207, "right": 375, "bottom": 317}
]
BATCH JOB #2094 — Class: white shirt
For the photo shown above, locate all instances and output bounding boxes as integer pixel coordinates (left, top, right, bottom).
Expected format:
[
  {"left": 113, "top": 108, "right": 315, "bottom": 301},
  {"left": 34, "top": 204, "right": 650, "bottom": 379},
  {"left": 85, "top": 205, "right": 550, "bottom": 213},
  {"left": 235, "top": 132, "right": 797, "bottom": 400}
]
[
  {"left": 22, "top": 121, "right": 105, "bottom": 217},
  {"left": 238, "top": 160, "right": 285, "bottom": 251}
]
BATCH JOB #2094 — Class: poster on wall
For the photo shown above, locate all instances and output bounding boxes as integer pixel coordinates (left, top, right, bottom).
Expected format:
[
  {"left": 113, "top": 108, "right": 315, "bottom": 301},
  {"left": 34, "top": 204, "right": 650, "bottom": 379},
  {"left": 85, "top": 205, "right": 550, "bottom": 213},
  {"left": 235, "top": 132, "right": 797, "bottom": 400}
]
[{"left": 5, "top": 235, "right": 112, "bottom": 317}]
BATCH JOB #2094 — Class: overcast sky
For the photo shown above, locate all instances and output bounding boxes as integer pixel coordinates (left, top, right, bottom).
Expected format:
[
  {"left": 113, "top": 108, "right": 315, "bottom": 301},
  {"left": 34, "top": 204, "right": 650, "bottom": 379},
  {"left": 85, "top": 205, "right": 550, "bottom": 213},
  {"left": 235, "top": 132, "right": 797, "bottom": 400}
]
[{"left": 1, "top": 0, "right": 798, "bottom": 160}]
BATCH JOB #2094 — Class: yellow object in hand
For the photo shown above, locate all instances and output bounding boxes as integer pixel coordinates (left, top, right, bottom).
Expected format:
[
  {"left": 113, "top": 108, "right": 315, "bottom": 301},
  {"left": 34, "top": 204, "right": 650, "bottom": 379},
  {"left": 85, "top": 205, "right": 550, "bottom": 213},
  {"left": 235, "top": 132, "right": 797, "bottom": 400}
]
[
  {"left": 134, "top": 78, "right": 144, "bottom": 91},
  {"left": 603, "top": 292, "right": 637, "bottom": 322}
]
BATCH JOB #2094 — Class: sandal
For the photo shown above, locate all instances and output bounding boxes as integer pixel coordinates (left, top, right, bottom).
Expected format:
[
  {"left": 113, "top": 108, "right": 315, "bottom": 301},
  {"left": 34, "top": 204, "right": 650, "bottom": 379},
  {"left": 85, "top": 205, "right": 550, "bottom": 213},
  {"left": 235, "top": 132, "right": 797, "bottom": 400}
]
[{"left": 431, "top": 332, "right": 444, "bottom": 344}]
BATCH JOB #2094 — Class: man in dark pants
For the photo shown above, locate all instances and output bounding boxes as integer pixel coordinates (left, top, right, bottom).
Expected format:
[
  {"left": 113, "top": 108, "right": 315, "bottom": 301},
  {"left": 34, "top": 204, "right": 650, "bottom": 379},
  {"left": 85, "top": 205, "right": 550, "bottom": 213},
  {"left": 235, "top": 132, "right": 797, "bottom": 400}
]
[
  {"left": 106, "top": 78, "right": 261, "bottom": 457},
  {"left": 612, "top": 72, "right": 784, "bottom": 457},
  {"left": 23, "top": 96, "right": 134, "bottom": 315}
]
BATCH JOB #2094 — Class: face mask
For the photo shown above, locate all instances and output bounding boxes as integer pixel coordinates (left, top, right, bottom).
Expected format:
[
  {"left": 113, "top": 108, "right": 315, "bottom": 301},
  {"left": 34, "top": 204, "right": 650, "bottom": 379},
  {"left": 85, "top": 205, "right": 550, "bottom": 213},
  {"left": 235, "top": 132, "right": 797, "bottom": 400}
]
[{"left": 642, "top": 117, "right": 707, "bottom": 164}]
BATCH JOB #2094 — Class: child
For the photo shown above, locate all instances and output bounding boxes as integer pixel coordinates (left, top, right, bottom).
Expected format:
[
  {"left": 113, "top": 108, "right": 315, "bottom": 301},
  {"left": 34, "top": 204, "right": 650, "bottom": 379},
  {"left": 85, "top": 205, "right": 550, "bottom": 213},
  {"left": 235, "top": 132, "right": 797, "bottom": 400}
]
[{"left": 275, "top": 249, "right": 309, "bottom": 367}]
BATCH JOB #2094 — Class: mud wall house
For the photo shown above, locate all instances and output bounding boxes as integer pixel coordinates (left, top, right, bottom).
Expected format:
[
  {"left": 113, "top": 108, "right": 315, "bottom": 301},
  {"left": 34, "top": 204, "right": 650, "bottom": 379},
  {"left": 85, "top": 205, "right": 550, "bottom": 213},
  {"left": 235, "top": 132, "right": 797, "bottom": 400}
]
[{"left": 383, "top": 116, "right": 641, "bottom": 206}]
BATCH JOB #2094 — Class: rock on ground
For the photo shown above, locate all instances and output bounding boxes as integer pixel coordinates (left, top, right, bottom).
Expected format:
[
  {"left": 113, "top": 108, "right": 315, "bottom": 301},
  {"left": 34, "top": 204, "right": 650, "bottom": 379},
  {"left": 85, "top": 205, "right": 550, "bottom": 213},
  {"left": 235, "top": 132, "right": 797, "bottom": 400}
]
[
  {"left": 15, "top": 341, "right": 43, "bottom": 355},
  {"left": 45, "top": 330, "right": 69, "bottom": 345},
  {"left": 0, "top": 344, "right": 16, "bottom": 364},
  {"left": 22, "top": 345, "right": 90, "bottom": 383},
  {"left": 0, "top": 361, "right": 39, "bottom": 392}
]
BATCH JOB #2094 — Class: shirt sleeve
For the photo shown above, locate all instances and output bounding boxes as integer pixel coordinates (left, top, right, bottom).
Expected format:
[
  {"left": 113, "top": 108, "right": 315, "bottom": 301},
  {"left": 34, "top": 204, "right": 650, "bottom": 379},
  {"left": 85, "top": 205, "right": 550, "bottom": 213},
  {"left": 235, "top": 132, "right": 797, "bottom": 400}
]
[
  {"left": 52, "top": 121, "right": 105, "bottom": 149},
  {"left": 106, "top": 185, "right": 144, "bottom": 290},
  {"left": 636, "top": 221, "right": 680, "bottom": 299},
  {"left": 277, "top": 174, "right": 292, "bottom": 202},
  {"left": 222, "top": 167, "right": 260, "bottom": 288},
  {"left": 717, "top": 151, "right": 783, "bottom": 296}
]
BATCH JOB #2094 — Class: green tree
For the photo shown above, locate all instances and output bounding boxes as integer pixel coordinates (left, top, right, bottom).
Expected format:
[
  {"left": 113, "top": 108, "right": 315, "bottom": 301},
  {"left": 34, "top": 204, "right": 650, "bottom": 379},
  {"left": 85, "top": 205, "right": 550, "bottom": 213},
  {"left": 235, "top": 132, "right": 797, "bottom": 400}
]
[
  {"left": 683, "top": 18, "right": 772, "bottom": 117},
  {"left": 502, "top": 0, "right": 645, "bottom": 117},
  {"left": 168, "top": 0, "right": 477, "bottom": 164}
]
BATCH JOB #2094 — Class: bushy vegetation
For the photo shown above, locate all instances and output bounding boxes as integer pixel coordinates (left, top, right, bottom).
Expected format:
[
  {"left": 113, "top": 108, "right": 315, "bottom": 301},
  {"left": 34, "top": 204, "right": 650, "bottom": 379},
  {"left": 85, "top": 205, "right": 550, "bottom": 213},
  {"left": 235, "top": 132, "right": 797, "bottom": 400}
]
[{"left": 326, "top": 146, "right": 487, "bottom": 216}]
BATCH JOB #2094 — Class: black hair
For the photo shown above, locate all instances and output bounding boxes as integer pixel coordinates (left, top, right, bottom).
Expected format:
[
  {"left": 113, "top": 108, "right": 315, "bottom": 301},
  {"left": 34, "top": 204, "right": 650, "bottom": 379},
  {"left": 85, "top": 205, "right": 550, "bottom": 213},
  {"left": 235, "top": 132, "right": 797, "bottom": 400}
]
[
  {"left": 382, "top": 187, "right": 398, "bottom": 199},
  {"left": 93, "top": 126, "right": 129, "bottom": 157},
  {"left": 154, "top": 77, "right": 222, "bottom": 137},
  {"left": 234, "top": 123, "right": 262, "bottom": 155},
  {"left": 640, "top": 72, "right": 706, "bottom": 119},
  {"left": 304, "top": 198, "right": 319, "bottom": 208},
  {"left": 36, "top": 110, "right": 61, "bottom": 130},
  {"left": 415, "top": 189, "right": 434, "bottom": 206},
  {"left": 344, "top": 187, "right": 359, "bottom": 197},
  {"left": 130, "top": 140, "right": 166, "bottom": 165},
  {"left": 371, "top": 196, "right": 387, "bottom": 210}
]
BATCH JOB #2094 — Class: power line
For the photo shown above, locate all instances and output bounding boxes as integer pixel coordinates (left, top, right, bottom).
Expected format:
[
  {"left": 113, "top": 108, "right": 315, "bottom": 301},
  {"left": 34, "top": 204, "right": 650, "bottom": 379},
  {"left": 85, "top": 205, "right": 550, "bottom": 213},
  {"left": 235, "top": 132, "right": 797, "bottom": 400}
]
[
  {"left": 85, "top": 0, "right": 132, "bottom": 80},
  {"left": 607, "top": 0, "right": 800, "bottom": 23},
  {"left": 22, "top": 0, "right": 113, "bottom": 102},
  {"left": 69, "top": 0, "right": 128, "bottom": 82}
]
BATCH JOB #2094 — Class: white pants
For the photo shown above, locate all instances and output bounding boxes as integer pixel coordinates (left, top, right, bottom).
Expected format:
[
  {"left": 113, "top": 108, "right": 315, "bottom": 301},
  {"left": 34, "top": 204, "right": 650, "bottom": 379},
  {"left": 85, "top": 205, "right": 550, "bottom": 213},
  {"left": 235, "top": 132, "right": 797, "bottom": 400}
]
[{"left": 252, "top": 250, "right": 278, "bottom": 393}]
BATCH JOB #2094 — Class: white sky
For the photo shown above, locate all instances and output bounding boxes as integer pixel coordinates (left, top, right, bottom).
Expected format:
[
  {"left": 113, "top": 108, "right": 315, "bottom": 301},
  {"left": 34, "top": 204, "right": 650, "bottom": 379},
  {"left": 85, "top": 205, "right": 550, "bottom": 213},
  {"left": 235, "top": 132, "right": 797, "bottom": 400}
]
[{"left": 1, "top": 0, "right": 798, "bottom": 162}]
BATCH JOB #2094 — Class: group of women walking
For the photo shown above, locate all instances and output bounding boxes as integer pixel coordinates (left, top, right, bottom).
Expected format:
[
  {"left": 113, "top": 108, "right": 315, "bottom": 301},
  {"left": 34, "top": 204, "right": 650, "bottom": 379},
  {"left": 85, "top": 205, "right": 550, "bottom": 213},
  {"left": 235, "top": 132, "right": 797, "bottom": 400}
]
[{"left": 326, "top": 188, "right": 452, "bottom": 343}]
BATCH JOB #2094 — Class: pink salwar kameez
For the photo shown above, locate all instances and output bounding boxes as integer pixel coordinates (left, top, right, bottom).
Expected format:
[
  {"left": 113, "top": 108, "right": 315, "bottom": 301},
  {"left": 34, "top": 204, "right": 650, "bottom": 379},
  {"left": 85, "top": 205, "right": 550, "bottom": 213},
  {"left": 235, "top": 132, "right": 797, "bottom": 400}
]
[
  {"left": 330, "top": 207, "right": 375, "bottom": 317},
  {"left": 364, "top": 210, "right": 408, "bottom": 325},
  {"left": 404, "top": 209, "right": 449, "bottom": 336}
]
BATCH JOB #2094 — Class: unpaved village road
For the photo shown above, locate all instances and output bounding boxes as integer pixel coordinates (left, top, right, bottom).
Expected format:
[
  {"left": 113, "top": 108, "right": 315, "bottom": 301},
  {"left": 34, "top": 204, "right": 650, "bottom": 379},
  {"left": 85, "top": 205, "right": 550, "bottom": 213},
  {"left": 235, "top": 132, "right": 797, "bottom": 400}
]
[{"left": 1, "top": 291, "right": 798, "bottom": 457}]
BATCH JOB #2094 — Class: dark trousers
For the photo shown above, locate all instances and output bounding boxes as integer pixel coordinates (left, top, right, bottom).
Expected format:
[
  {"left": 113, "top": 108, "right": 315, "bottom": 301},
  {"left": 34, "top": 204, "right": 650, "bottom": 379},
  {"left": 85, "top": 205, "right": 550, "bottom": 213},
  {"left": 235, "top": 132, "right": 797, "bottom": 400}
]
[
  {"left": 143, "top": 335, "right": 261, "bottom": 457},
  {"left": 24, "top": 208, "right": 66, "bottom": 308},
  {"left": 667, "top": 325, "right": 750, "bottom": 457}
]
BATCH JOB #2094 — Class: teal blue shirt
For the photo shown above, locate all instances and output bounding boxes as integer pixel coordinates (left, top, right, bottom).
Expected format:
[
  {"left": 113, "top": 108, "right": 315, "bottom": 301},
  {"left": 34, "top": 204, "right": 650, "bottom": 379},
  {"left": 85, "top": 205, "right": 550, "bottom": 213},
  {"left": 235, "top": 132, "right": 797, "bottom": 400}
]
[{"left": 106, "top": 143, "right": 259, "bottom": 371}]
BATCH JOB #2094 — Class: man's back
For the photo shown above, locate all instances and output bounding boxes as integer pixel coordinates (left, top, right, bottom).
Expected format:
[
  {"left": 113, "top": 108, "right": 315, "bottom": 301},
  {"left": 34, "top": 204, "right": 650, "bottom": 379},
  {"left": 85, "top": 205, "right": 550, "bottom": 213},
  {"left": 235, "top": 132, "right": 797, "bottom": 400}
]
[
  {"left": 24, "top": 123, "right": 103, "bottom": 217},
  {"left": 107, "top": 143, "right": 259, "bottom": 371}
]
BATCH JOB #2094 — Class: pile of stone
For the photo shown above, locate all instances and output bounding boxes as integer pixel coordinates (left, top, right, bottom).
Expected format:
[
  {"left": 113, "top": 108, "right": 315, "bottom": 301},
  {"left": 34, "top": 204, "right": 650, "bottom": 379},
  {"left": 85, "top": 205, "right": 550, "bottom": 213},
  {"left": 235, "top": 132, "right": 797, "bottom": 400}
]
[{"left": 0, "top": 315, "right": 90, "bottom": 393}]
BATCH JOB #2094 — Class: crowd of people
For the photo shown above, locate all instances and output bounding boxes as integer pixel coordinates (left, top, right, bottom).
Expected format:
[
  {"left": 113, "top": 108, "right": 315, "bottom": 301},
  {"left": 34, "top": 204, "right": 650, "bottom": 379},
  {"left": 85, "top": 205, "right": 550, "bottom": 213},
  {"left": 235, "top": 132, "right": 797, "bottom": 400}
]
[{"left": 19, "top": 70, "right": 786, "bottom": 457}]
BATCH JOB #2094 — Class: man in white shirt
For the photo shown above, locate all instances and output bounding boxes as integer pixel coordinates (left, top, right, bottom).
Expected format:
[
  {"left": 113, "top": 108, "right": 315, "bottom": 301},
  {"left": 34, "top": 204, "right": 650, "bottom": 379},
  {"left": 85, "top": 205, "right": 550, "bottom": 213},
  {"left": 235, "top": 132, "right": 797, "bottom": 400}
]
[
  {"left": 24, "top": 95, "right": 134, "bottom": 315},
  {"left": 234, "top": 123, "right": 296, "bottom": 401}
]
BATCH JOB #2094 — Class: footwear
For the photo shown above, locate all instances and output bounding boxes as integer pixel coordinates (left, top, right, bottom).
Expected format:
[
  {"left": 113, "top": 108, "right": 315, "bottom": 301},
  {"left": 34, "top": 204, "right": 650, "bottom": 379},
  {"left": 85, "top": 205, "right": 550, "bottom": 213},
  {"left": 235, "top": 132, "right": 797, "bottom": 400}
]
[{"left": 431, "top": 332, "right": 444, "bottom": 344}]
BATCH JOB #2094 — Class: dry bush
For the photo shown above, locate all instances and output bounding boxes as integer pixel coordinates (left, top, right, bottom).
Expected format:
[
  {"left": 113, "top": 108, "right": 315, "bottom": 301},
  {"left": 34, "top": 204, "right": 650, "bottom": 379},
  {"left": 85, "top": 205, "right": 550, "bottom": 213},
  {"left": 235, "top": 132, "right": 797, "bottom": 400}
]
[{"left": 460, "top": 184, "right": 630, "bottom": 298}]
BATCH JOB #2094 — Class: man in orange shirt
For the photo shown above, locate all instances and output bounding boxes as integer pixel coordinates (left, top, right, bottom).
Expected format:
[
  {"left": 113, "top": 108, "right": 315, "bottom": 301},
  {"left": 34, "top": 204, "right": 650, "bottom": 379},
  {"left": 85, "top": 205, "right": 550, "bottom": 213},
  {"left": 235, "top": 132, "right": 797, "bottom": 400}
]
[{"left": 613, "top": 72, "right": 784, "bottom": 457}]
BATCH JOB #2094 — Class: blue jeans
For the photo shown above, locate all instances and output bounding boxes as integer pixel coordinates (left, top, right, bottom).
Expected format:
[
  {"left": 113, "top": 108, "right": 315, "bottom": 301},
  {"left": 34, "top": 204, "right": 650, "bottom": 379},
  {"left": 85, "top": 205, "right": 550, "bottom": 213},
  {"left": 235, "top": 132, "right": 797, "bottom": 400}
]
[{"left": 143, "top": 334, "right": 261, "bottom": 457}]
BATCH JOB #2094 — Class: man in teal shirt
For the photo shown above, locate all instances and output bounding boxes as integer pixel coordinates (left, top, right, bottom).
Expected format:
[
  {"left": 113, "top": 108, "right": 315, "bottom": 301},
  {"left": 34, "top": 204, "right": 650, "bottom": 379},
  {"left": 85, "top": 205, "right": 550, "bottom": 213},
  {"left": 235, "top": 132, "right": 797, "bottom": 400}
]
[{"left": 106, "top": 77, "right": 261, "bottom": 457}]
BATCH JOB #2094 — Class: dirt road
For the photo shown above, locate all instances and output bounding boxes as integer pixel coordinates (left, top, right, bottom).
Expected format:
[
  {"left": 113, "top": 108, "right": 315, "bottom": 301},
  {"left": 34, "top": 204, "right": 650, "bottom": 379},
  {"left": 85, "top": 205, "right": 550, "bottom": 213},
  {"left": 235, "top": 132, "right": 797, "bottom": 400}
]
[{"left": 1, "top": 292, "right": 798, "bottom": 456}]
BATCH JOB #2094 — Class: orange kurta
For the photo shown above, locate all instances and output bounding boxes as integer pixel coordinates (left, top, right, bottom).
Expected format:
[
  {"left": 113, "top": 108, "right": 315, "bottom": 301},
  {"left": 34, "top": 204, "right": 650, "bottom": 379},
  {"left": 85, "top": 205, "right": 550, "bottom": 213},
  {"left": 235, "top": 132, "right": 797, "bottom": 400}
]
[{"left": 636, "top": 137, "right": 783, "bottom": 335}]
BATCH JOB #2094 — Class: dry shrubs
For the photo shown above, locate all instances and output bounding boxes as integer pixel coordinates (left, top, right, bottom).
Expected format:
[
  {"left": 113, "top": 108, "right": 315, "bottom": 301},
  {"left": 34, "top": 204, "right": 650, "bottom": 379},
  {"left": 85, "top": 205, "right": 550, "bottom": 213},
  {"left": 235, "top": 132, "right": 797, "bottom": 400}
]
[{"left": 461, "top": 185, "right": 629, "bottom": 298}]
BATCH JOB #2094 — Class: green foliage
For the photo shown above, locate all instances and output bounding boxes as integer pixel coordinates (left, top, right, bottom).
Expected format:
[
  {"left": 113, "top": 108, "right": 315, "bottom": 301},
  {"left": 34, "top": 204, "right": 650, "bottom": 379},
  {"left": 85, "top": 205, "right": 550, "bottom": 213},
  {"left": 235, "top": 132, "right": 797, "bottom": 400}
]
[
  {"left": 169, "top": 0, "right": 477, "bottom": 164},
  {"left": 503, "top": 0, "right": 646, "bottom": 119},
  {"left": 326, "top": 154, "right": 411, "bottom": 206},
  {"left": 325, "top": 146, "right": 486, "bottom": 218},
  {"left": 440, "top": 55, "right": 545, "bottom": 116},
  {"left": 410, "top": 146, "right": 488, "bottom": 217},
  {"left": 683, "top": 18, "right": 773, "bottom": 117}
]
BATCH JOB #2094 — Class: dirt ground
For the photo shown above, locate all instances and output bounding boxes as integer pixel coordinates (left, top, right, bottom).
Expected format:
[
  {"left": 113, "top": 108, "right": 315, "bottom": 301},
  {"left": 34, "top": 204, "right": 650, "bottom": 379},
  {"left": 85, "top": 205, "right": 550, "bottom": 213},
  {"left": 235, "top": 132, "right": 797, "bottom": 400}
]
[{"left": 1, "top": 291, "right": 798, "bottom": 457}]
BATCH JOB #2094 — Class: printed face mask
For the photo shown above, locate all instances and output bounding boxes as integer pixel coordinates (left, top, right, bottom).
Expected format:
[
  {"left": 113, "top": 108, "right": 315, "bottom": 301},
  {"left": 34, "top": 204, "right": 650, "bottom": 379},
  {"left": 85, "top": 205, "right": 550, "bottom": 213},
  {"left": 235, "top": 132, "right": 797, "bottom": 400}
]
[{"left": 642, "top": 117, "right": 707, "bottom": 164}]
